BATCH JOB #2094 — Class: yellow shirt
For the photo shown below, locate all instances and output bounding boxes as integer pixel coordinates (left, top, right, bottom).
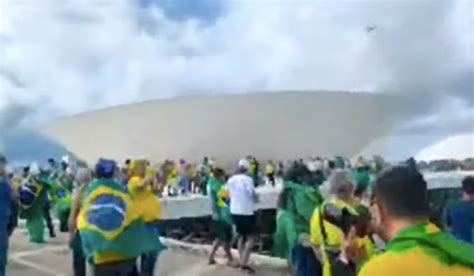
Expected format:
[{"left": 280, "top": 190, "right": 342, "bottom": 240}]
[
  {"left": 310, "top": 198, "right": 356, "bottom": 247},
  {"left": 266, "top": 164, "right": 275, "bottom": 174},
  {"left": 128, "top": 176, "right": 161, "bottom": 222},
  {"left": 358, "top": 247, "right": 473, "bottom": 276}
]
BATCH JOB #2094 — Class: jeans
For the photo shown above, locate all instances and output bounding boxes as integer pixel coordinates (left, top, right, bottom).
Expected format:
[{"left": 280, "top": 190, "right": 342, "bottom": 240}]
[
  {"left": 71, "top": 233, "right": 86, "bottom": 276},
  {"left": 0, "top": 220, "right": 9, "bottom": 276},
  {"left": 140, "top": 251, "right": 158, "bottom": 276},
  {"left": 93, "top": 259, "right": 136, "bottom": 276},
  {"left": 291, "top": 244, "right": 322, "bottom": 276}
]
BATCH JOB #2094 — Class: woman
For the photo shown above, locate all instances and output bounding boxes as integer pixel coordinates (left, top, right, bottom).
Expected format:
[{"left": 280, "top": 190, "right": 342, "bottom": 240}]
[
  {"left": 68, "top": 168, "right": 92, "bottom": 276},
  {"left": 128, "top": 159, "right": 165, "bottom": 276},
  {"left": 310, "top": 170, "right": 373, "bottom": 276}
]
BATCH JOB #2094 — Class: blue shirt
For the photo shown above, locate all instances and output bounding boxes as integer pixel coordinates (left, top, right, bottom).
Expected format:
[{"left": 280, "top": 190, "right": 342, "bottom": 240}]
[
  {"left": 444, "top": 200, "right": 474, "bottom": 243},
  {"left": 0, "top": 176, "right": 12, "bottom": 218}
]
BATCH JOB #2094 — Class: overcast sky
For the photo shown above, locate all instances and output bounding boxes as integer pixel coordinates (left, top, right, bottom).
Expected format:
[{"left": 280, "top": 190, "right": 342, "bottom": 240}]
[{"left": 0, "top": 0, "right": 473, "bottom": 162}]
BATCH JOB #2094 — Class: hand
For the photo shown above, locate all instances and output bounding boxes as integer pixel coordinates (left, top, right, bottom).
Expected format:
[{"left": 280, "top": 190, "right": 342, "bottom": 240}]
[
  {"left": 342, "top": 234, "right": 367, "bottom": 264},
  {"left": 68, "top": 230, "right": 77, "bottom": 245}
]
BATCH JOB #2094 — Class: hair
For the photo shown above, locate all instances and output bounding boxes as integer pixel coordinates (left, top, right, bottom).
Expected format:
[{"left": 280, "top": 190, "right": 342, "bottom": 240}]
[
  {"left": 354, "top": 185, "right": 367, "bottom": 198},
  {"left": 327, "top": 170, "right": 354, "bottom": 199},
  {"left": 277, "top": 187, "right": 292, "bottom": 210},
  {"left": 374, "top": 166, "right": 428, "bottom": 220},
  {"left": 213, "top": 167, "right": 226, "bottom": 180},
  {"left": 462, "top": 176, "right": 474, "bottom": 194},
  {"left": 76, "top": 168, "right": 92, "bottom": 184}
]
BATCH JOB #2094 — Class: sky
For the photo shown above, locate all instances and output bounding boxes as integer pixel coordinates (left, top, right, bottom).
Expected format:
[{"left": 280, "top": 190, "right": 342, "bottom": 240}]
[{"left": 0, "top": 0, "right": 473, "bottom": 162}]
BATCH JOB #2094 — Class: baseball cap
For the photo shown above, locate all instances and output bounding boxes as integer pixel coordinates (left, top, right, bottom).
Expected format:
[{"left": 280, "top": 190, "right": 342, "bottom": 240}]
[{"left": 238, "top": 159, "right": 250, "bottom": 169}]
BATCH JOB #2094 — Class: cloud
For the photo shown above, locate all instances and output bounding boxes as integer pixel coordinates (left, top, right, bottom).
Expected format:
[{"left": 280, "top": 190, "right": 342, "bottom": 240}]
[{"left": 0, "top": 0, "right": 472, "bottom": 160}]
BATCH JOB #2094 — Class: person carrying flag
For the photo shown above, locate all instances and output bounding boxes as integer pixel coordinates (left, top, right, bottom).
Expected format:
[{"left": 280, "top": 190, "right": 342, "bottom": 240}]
[
  {"left": 77, "top": 159, "right": 162, "bottom": 276},
  {"left": 128, "top": 159, "right": 166, "bottom": 276}
]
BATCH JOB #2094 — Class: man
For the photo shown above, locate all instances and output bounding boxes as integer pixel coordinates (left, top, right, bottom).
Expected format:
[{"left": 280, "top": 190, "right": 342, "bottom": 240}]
[
  {"left": 0, "top": 154, "right": 17, "bottom": 276},
  {"left": 208, "top": 168, "right": 234, "bottom": 266},
  {"left": 444, "top": 176, "right": 474, "bottom": 243},
  {"left": 266, "top": 160, "right": 276, "bottom": 186},
  {"left": 227, "top": 159, "right": 258, "bottom": 274},
  {"left": 358, "top": 166, "right": 474, "bottom": 275}
]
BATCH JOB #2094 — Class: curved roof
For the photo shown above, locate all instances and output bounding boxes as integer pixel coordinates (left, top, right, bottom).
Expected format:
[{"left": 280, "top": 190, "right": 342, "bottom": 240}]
[{"left": 42, "top": 91, "right": 402, "bottom": 164}]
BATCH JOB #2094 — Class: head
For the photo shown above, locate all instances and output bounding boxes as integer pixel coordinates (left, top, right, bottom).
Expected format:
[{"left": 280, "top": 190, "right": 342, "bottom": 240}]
[
  {"left": 0, "top": 154, "right": 7, "bottom": 175},
  {"left": 47, "top": 158, "right": 56, "bottom": 167},
  {"left": 130, "top": 159, "right": 147, "bottom": 177},
  {"left": 462, "top": 176, "right": 474, "bottom": 201},
  {"left": 76, "top": 168, "right": 93, "bottom": 187},
  {"left": 213, "top": 167, "right": 226, "bottom": 182},
  {"left": 371, "top": 166, "right": 429, "bottom": 242},
  {"left": 95, "top": 159, "right": 117, "bottom": 179},
  {"left": 327, "top": 170, "right": 355, "bottom": 201},
  {"left": 237, "top": 159, "right": 250, "bottom": 174},
  {"left": 203, "top": 157, "right": 209, "bottom": 164}
]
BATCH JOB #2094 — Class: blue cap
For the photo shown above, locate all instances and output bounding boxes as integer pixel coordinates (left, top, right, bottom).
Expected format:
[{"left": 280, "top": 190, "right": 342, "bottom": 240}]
[{"left": 95, "top": 158, "right": 117, "bottom": 179}]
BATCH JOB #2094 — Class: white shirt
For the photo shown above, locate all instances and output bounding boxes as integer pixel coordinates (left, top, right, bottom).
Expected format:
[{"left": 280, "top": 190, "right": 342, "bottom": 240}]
[{"left": 226, "top": 174, "right": 256, "bottom": 215}]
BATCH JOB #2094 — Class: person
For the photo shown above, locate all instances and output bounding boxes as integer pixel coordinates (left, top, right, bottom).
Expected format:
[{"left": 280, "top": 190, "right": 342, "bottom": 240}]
[
  {"left": 68, "top": 168, "right": 93, "bottom": 276},
  {"left": 128, "top": 159, "right": 165, "bottom": 276},
  {"left": 444, "top": 176, "right": 474, "bottom": 243},
  {"left": 207, "top": 167, "right": 235, "bottom": 266},
  {"left": 198, "top": 157, "right": 211, "bottom": 195},
  {"left": 19, "top": 164, "right": 50, "bottom": 243},
  {"left": 266, "top": 160, "right": 276, "bottom": 186},
  {"left": 49, "top": 175, "right": 72, "bottom": 233},
  {"left": 357, "top": 166, "right": 474, "bottom": 275},
  {"left": 226, "top": 159, "right": 258, "bottom": 274},
  {"left": 310, "top": 170, "right": 373, "bottom": 276},
  {"left": 273, "top": 164, "right": 323, "bottom": 276},
  {"left": 0, "top": 154, "right": 18, "bottom": 276},
  {"left": 78, "top": 159, "right": 161, "bottom": 276}
]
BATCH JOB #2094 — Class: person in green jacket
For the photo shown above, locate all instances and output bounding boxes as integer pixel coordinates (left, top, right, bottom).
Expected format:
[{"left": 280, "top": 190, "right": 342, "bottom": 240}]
[
  {"left": 19, "top": 167, "right": 50, "bottom": 243},
  {"left": 207, "top": 168, "right": 235, "bottom": 266}
]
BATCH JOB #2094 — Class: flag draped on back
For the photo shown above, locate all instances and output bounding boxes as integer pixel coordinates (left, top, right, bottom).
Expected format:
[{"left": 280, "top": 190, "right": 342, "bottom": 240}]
[
  {"left": 77, "top": 178, "right": 163, "bottom": 264},
  {"left": 49, "top": 180, "right": 72, "bottom": 216}
]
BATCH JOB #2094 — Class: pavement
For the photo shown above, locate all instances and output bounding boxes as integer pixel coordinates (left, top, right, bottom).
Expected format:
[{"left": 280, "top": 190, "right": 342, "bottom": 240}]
[{"left": 7, "top": 228, "right": 288, "bottom": 276}]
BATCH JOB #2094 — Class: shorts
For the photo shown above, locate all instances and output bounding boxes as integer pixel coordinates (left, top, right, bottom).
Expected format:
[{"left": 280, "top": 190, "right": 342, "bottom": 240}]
[
  {"left": 212, "top": 220, "right": 233, "bottom": 243},
  {"left": 231, "top": 214, "right": 256, "bottom": 238}
]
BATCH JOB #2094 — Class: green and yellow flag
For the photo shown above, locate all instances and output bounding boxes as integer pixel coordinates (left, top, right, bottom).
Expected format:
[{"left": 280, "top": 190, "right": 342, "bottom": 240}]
[
  {"left": 77, "top": 178, "right": 164, "bottom": 264},
  {"left": 49, "top": 180, "right": 72, "bottom": 216},
  {"left": 359, "top": 222, "right": 474, "bottom": 276}
]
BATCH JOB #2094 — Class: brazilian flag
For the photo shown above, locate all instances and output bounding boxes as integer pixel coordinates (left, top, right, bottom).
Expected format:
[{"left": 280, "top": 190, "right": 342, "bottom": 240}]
[
  {"left": 50, "top": 180, "right": 72, "bottom": 212},
  {"left": 78, "top": 178, "right": 164, "bottom": 264},
  {"left": 19, "top": 178, "right": 44, "bottom": 209},
  {"left": 50, "top": 180, "right": 72, "bottom": 231}
]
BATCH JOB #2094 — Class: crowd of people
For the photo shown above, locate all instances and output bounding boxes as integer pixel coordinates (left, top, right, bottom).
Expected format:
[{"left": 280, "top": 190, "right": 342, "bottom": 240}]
[{"left": 0, "top": 153, "right": 473, "bottom": 276}]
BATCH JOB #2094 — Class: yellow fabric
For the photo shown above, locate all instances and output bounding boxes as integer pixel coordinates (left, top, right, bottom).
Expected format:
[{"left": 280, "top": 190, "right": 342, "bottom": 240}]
[
  {"left": 217, "top": 188, "right": 229, "bottom": 208},
  {"left": 77, "top": 186, "right": 137, "bottom": 241},
  {"left": 12, "top": 179, "right": 21, "bottom": 190},
  {"left": 356, "top": 236, "right": 375, "bottom": 258},
  {"left": 94, "top": 252, "right": 128, "bottom": 265},
  {"left": 310, "top": 198, "right": 357, "bottom": 247},
  {"left": 358, "top": 247, "right": 473, "bottom": 276},
  {"left": 266, "top": 164, "right": 275, "bottom": 174},
  {"left": 128, "top": 176, "right": 161, "bottom": 222},
  {"left": 310, "top": 198, "right": 364, "bottom": 276}
]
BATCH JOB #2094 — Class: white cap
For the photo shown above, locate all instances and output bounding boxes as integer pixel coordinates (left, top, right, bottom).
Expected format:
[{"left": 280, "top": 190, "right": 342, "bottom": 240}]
[
  {"left": 30, "top": 162, "right": 40, "bottom": 176},
  {"left": 238, "top": 159, "right": 250, "bottom": 169}
]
